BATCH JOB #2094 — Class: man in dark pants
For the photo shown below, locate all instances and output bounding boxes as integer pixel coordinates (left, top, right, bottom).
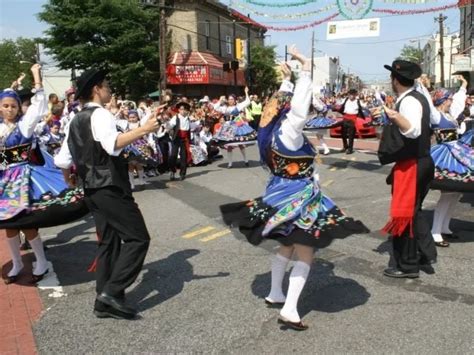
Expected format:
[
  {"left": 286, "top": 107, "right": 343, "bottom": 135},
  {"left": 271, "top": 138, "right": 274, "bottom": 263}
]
[
  {"left": 375, "top": 60, "right": 437, "bottom": 278},
  {"left": 55, "top": 68, "right": 160, "bottom": 319},
  {"left": 338, "top": 89, "right": 364, "bottom": 154},
  {"left": 167, "top": 101, "right": 192, "bottom": 181}
]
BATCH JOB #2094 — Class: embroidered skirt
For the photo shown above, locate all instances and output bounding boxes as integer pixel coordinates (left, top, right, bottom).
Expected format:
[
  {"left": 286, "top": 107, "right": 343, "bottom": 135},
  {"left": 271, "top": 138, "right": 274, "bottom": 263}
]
[{"left": 220, "top": 176, "right": 369, "bottom": 248}]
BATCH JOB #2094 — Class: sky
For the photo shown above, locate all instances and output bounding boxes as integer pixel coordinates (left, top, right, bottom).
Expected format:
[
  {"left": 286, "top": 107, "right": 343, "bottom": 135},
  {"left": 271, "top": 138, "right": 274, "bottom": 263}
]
[{"left": 0, "top": 0, "right": 461, "bottom": 83}]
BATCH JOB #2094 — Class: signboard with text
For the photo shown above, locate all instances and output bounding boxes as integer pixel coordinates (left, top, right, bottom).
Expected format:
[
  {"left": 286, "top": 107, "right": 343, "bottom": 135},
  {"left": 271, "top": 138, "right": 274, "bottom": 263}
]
[
  {"left": 167, "top": 65, "right": 208, "bottom": 84},
  {"left": 327, "top": 18, "right": 380, "bottom": 40},
  {"left": 453, "top": 55, "right": 471, "bottom": 72}
]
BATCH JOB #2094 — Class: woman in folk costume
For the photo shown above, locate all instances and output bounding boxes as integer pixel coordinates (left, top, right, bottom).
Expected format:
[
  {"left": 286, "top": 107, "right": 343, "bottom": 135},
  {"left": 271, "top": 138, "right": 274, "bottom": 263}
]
[
  {"left": 220, "top": 47, "right": 368, "bottom": 330},
  {"left": 213, "top": 88, "right": 254, "bottom": 168},
  {"left": 0, "top": 64, "right": 88, "bottom": 284},
  {"left": 429, "top": 78, "right": 474, "bottom": 247},
  {"left": 304, "top": 94, "right": 339, "bottom": 155}
]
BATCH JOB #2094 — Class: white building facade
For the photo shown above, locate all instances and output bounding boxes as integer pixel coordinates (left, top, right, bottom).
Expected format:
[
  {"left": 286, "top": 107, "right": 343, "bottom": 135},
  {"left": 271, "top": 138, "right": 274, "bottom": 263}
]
[{"left": 422, "top": 32, "right": 460, "bottom": 88}]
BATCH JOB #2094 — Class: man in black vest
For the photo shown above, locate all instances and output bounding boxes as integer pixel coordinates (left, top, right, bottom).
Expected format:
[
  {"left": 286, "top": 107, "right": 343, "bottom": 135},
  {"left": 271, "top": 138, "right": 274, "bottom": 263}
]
[
  {"left": 374, "top": 60, "right": 437, "bottom": 278},
  {"left": 338, "top": 89, "right": 364, "bottom": 154},
  {"left": 167, "top": 101, "right": 192, "bottom": 181},
  {"left": 55, "top": 69, "right": 160, "bottom": 319}
]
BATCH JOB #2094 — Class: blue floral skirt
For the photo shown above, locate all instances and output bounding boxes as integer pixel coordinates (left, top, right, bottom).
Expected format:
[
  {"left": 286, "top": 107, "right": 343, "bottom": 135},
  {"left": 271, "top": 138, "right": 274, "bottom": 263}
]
[{"left": 221, "top": 176, "right": 369, "bottom": 248}]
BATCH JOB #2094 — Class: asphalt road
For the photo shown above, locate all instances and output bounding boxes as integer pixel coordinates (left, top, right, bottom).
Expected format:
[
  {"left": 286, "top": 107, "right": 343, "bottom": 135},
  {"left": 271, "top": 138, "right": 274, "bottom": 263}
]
[{"left": 34, "top": 146, "right": 474, "bottom": 354}]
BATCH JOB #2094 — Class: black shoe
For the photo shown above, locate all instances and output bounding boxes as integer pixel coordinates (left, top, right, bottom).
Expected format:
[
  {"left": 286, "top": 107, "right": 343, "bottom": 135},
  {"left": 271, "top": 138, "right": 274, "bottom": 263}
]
[
  {"left": 419, "top": 258, "right": 437, "bottom": 266},
  {"left": 93, "top": 300, "right": 137, "bottom": 320},
  {"left": 442, "top": 233, "right": 459, "bottom": 239},
  {"left": 277, "top": 318, "right": 308, "bottom": 331},
  {"left": 244, "top": 162, "right": 249, "bottom": 167},
  {"left": 346, "top": 149, "right": 354, "bottom": 154},
  {"left": 383, "top": 268, "right": 419, "bottom": 279},
  {"left": 170, "top": 172, "right": 176, "bottom": 181},
  {"left": 264, "top": 299, "right": 285, "bottom": 308},
  {"left": 96, "top": 292, "right": 137, "bottom": 316},
  {"left": 179, "top": 175, "right": 185, "bottom": 181},
  {"left": 32, "top": 269, "right": 49, "bottom": 283}
]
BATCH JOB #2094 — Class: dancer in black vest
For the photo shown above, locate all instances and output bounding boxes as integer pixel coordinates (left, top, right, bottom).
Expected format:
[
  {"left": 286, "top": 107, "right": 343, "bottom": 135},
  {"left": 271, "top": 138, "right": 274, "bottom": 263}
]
[
  {"left": 167, "top": 101, "right": 192, "bottom": 181},
  {"left": 374, "top": 60, "right": 437, "bottom": 278},
  {"left": 55, "top": 69, "right": 160, "bottom": 319}
]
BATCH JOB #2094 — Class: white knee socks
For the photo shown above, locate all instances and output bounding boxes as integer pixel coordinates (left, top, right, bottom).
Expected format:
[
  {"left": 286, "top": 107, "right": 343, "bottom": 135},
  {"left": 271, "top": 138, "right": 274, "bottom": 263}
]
[
  {"left": 240, "top": 148, "right": 248, "bottom": 163},
  {"left": 128, "top": 172, "right": 135, "bottom": 189},
  {"left": 6, "top": 235, "right": 23, "bottom": 277},
  {"left": 266, "top": 254, "right": 290, "bottom": 303},
  {"left": 280, "top": 261, "right": 310, "bottom": 323},
  {"left": 432, "top": 192, "right": 459, "bottom": 241},
  {"left": 442, "top": 193, "right": 460, "bottom": 234},
  {"left": 137, "top": 169, "right": 145, "bottom": 185},
  {"left": 227, "top": 150, "right": 233, "bottom": 168},
  {"left": 29, "top": 236, "right": 49, "bottom": 276}
]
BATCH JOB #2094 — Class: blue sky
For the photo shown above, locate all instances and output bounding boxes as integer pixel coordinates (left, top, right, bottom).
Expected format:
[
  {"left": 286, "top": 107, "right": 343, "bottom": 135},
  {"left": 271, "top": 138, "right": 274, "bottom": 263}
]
[{"left": 0, "top": 0, "right": 460, "bottom": 82}]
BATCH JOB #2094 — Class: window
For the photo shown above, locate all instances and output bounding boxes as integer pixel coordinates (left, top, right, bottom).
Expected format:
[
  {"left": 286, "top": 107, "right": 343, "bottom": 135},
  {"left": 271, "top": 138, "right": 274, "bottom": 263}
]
[{"left": 225, "top": 35, "right": 232, "bottom": 55}]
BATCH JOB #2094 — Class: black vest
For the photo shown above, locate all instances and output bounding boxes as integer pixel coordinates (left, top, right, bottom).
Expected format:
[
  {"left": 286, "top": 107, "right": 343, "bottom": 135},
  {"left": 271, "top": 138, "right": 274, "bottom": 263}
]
[
  {"left": 67, "top": 106, "right": 130, "bottom": 193},
  {"left": 378, "top": 90, "right": 431, "bottom": 165}
]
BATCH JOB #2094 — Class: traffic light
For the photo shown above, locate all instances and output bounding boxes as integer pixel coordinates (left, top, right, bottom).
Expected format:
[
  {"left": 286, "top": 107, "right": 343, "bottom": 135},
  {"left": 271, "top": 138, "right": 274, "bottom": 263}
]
[
  {"left": 223, "top": 62, "right": 231, "bottom": 72},
  {"left": 235, "top": 38, "right": 244, "bottom": 60},
  {"left": 231, "top": 60, "right": 239, "bottom": 71}
]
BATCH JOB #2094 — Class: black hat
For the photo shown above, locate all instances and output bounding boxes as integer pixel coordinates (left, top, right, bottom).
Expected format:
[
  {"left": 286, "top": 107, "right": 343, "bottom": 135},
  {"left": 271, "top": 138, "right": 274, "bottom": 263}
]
[
  {"left": 75, "top": 68, "right": 107, "bottom": 100},
  {"left": 17, "top": 88, "right": 34, "bottom": 102},
  {"left": 384, "top": 60, "right": 422, "bottom": 80},
  {"left": 348, "top": 89, "right": 358, "bottom": 95},
  {"left": 175, "top": 101, "right": 191, "bottom": 110}
]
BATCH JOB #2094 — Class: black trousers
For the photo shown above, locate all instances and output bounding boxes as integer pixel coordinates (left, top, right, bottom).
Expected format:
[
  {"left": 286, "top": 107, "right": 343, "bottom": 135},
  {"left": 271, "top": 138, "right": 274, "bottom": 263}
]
[
  {"left": 341, "top": 119, "right": 356, "bottom": 150},
  {"left": 85, "top": 186, "right": 150, "bottom": 297},
  {"left": 169, "top": 138, "right": 188, "bottom": 177},
  {"left": 390, "top": 156, "right": 437, "bottom": 272},
  {"left": 157, "top": 137, "right": 170, "bottom": 173},
  {"left": 250, "top": 115, "right": 261, "bottom": 131}
]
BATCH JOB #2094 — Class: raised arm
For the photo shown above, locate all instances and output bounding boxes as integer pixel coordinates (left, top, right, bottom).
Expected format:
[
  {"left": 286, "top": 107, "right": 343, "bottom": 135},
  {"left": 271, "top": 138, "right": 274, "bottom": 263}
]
[
  {"left": 236, "top": 87, "right": 251, "bottom": 112},
  {"left": 449, "top": 76, "right": 468, "bottom": 120},
  {"left": 279, "top": 47, "right": 313, "bottom": 151},
  {"left": 18, "top": 64, "right": 48, "bottom": 138}
]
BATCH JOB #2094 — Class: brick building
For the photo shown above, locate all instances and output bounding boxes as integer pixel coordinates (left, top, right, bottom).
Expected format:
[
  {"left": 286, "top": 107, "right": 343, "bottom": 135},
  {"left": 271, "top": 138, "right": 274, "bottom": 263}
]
[{"left": 165, "top": 0, "right": 266, "bottom": 98}]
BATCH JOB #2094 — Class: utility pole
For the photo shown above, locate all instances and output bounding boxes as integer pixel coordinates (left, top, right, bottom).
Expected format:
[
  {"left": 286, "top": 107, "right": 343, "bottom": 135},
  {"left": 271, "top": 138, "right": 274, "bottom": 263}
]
[
  {"left": 311, "top": 31, "right": 315, "bottom": 80},
  {"left": 435, "top": 13, "right": 447, "bottom": 86},
  {"left": 247, "top": 14, "right": 252, "bottom": 88},
  {"left": 285, "top": 45, "right": 288, "bottom": 62},
  {"left": 159, "top": 0, "right": 167, "bottom": 103},
  {"left": 233, "top": 20, "right": 238, "bottom": 91}
]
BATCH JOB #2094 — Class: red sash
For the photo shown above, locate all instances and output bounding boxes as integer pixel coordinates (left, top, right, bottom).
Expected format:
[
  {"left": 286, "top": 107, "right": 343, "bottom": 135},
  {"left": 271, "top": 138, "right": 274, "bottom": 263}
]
[
  {"left": 382, "top": 158, "right": 418, "bottom": 238},
  {"left": 177, "top": 130, "right": 193, "bottom": 164}
]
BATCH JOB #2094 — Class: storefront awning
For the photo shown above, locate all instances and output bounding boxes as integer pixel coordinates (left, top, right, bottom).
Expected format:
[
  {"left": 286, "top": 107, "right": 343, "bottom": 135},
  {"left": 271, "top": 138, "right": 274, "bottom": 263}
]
[{"left": 167, "top": 51, "right": 245, "bottom": 86}]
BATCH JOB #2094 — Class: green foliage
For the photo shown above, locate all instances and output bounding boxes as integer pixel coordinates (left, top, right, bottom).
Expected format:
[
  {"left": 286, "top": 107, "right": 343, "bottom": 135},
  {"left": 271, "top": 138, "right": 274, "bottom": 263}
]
[
  {"left": 0, "top": 38, "right": 37, "bottom": 90},
  {"left": 38, "top": 0, "right": 162, "bottom": 99},
  {"left": 398, "top": 45, "right": 423, "bottom": 64},
  {"left": 249, "top": 43, "right": 278, "bottom": 96}
]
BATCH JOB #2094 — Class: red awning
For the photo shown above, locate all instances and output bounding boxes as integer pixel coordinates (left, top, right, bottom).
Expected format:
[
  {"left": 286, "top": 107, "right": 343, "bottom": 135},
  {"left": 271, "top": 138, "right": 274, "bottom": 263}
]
[
  {"left": 168, "top": 51, "right": 226, "bottom": 68},
  {"left": 167, "top": 51, "right": 246, "bottom": 86}
]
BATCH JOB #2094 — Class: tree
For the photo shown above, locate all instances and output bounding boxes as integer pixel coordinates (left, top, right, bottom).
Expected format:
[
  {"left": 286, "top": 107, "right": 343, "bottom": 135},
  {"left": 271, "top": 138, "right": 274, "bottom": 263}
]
[
  {"left": 398, "top": 45, "right": 423, "bottom": 64},
  {"left": 248, "top": 44, "right": 278, "bottom": 96},
  {"left": 38, "top": 0, "right": 163, "bottom": 99},
  {"left": 0, "top": 38, "right": 37, "bottom": 90}
]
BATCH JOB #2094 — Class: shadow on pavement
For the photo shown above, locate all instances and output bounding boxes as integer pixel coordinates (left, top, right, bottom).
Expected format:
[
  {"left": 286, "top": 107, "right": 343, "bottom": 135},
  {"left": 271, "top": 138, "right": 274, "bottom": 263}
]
[
  {"left": 128, "top": 249, "right": 229, "bottom": 312},
  {"left": 217, "top": 160, "right": 261, "bottom": 169},
  {"left": 250, "top": 258, "right": 370, "bottom": 316}
]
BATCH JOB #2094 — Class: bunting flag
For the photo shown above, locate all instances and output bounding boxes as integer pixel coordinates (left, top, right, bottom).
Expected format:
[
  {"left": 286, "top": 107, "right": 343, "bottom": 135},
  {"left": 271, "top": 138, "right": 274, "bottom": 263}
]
[
  {"left": 234, "top": 1, "right": 337, "bottom": 19},
  {"left": 373, "top": 2, "right": 459, "bottom": 15},
  {"left": 337, "top": 0, "right": 374, "bottom": 20},
  {"left": 243, "top": 0, "right": 317, "bottom": 7},
  {"left": 254, "top": 13, "right": 339, "bottom": 31}
]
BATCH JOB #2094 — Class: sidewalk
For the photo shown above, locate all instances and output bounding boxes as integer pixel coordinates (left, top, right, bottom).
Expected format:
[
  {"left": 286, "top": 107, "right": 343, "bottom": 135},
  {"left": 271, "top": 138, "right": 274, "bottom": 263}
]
[{"left": 1, "top": 240, "right": 42, "bottom": 355}]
